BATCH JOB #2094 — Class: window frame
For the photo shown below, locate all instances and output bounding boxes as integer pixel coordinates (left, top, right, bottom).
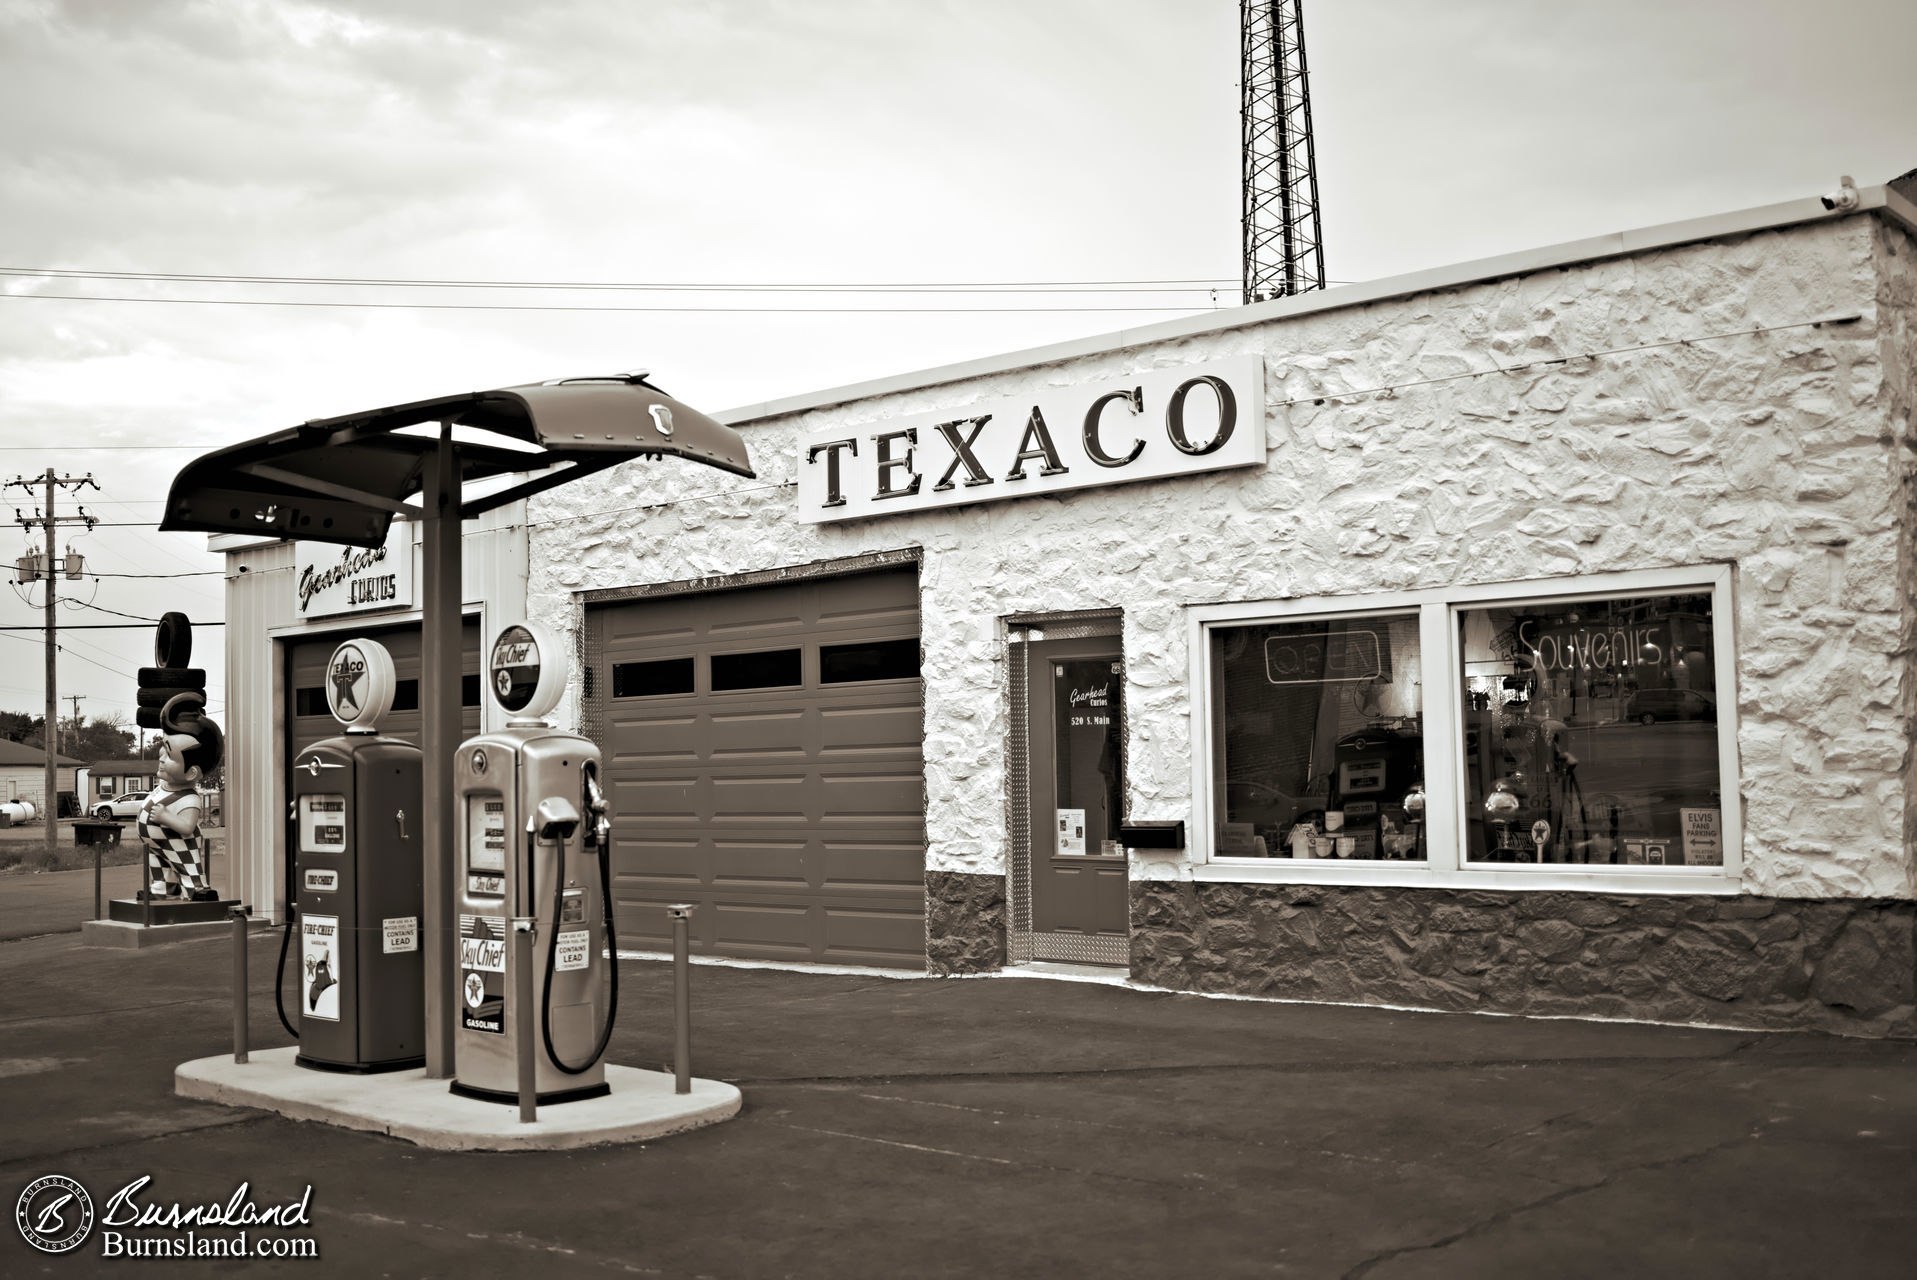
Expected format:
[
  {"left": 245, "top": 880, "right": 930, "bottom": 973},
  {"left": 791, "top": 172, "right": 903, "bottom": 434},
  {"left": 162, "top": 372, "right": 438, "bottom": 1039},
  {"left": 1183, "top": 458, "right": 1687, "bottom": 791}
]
[{"left": 1187, "top": 564, "right": 1741, "bottom": 894}]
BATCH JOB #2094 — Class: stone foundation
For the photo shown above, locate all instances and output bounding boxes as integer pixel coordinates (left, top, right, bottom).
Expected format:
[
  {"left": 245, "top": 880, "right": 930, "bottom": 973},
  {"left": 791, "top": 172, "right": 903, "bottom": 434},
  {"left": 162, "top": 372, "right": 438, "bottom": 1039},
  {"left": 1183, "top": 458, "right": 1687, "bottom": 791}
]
[
  {"left": 1131, "top": 882, "right": 1917, "bottom": 1038},
  {"left": 926, "top": 871, "right": 1006, "bottom": 974}
]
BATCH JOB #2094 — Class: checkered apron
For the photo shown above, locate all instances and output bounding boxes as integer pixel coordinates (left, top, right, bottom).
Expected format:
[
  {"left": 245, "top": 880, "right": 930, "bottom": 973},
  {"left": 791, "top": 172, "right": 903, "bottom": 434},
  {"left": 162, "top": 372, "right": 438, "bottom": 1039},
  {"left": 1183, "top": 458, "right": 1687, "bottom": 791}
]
[{"left": 139, "top": 788, "right": 206, "bottom": 894}]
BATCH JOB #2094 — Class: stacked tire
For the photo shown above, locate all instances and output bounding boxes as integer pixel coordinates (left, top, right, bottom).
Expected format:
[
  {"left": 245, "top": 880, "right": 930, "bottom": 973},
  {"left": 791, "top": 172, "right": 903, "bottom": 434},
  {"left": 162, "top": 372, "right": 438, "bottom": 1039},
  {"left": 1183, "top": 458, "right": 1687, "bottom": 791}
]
[{"left": 139, "top": 612, "right": 205, "bottom": 732}]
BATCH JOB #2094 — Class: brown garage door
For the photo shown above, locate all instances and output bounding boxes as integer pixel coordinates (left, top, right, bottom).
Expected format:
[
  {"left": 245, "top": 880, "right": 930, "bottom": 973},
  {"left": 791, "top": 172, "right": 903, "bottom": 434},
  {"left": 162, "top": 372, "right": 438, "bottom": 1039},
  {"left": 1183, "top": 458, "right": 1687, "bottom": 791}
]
[{"left": 592, "top": 570, "right": 925, "bottom": 969}]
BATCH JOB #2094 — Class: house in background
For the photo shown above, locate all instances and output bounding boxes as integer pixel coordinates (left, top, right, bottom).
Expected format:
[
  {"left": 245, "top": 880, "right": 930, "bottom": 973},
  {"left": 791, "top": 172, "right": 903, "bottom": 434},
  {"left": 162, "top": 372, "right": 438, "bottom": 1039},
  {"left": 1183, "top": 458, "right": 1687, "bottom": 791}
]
[
  {"left": 0, "top": 741, "right": 88, "bottom": 815},
  {"left": 91, "top": 768, "right": 157, "bottom": 799}
]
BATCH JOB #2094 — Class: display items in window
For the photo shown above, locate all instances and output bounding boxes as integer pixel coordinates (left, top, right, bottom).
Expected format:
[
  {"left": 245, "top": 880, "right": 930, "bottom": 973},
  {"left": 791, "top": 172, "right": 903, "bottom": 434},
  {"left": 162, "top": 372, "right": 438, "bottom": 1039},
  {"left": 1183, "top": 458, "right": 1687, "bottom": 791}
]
[
  {"left": 1211, "top": 614, "right": 1425, "bottom": 860},
  {"left": 1459, "top": 593, "right": 1722, "bottom": 866}
]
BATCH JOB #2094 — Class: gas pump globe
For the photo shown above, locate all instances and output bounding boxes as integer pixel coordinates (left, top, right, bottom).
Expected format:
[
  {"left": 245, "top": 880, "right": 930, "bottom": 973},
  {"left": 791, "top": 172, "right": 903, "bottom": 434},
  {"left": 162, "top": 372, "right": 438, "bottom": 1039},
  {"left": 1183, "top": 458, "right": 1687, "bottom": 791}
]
[
  {"left": 451, "top": 623, "right": 618, "bottom": 1104},
  {"left": 286, "top": 637, "right": 425, "bottom": 1072}
]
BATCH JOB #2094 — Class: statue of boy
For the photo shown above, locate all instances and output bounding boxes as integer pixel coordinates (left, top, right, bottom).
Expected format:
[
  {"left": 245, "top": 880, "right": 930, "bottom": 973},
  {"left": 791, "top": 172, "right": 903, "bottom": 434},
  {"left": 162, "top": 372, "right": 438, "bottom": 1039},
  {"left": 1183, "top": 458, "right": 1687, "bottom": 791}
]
[{"left": 140, "top": 714, "right": 224, "bottom": 903}]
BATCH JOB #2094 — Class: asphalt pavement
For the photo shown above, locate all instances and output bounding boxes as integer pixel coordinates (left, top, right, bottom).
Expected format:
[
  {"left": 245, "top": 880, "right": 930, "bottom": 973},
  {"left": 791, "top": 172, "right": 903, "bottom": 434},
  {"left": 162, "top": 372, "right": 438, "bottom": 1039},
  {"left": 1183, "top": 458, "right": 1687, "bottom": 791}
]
[
  {"left": 0, "top": 915, "right": 1911, "bottom": 1277},
  {"left": 0, "top": 848, "right": 227, "bottom": 942}
]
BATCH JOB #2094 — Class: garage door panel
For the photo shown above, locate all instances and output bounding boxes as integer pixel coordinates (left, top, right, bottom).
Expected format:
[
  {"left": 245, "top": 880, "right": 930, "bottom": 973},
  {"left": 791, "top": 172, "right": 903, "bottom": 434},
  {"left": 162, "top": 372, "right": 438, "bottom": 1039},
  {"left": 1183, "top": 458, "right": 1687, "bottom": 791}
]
[
  {"left": 595, "top": 568, "right": 924, "bottom": 969},
  {"left": 821, "top": 908, "right": 925, "bottom": 960},
  {"left": 819, "top": 773, "right": 923, "bottom": 820},
  {"left": 817, "top": 600, "right": 917, "bottom": 626},
  {"left": 819, "top": 703, "right": 921, "bottom": 752},
  {"left": 821, "top": 842, "right": 925, "bottom": 888},
  {"left": 614, "top": 838, "right": 701, "bottom": 877},
  {"left": 706, "top": 709, "right": 806, "bottom": 755},
  {"left": 714, "top": 902, "right": 812, "bottom": 947},
  {"left": 707, "top": 612, "right": 805, "bottom": 639},
  {"left": 604, "top": 619, "right": 697, "bottom": 645},
  {"left": 613, "top": 899, "right": 681, "bottom": 950},
  {"left": 707, "top": 842, "right": 811, "bottom": 889},
  {"left": 711, "top": 775, "right": 809, "bottom": 822},
  {"left": 612, "top": 778, "right": 698, "bottom": 819}
]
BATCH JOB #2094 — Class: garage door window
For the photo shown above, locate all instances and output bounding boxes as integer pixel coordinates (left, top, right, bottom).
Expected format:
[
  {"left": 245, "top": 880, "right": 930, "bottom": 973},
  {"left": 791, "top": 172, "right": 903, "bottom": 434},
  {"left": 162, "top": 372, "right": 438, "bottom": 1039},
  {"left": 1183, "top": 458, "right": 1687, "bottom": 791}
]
[
  {"left": 821, "top": 638, "right": 920, "bottom": 684},
  {"left": 613, "top": 657, "right": 695, "bottom": 698},
  {"left": 711, "top": 648, "right": 802, "bottom": 691}
]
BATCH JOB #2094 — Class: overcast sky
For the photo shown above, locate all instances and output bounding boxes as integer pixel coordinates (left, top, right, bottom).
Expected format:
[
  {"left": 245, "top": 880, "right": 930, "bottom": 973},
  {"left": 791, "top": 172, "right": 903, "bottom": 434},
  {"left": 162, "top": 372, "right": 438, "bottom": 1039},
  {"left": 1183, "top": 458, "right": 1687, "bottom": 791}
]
[{"left": 1, "top": 0, "right": 1912, "bottom": 738}]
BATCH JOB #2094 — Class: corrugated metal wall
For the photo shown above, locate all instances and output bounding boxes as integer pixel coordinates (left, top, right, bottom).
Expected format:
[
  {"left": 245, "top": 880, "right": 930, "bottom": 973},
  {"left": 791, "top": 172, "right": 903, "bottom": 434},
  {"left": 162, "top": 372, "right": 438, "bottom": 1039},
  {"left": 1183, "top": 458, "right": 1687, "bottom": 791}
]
[{"left": 220, "top": 506, "right": 528, "bottom": 922}]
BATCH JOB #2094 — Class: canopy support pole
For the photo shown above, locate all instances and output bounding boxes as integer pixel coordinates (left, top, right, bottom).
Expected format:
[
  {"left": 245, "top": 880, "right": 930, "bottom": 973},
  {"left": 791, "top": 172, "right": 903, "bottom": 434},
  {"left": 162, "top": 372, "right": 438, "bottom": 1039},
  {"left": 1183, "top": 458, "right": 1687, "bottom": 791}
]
[{"left": 421, "top": 425, "right": 462, "bottom": 1079}]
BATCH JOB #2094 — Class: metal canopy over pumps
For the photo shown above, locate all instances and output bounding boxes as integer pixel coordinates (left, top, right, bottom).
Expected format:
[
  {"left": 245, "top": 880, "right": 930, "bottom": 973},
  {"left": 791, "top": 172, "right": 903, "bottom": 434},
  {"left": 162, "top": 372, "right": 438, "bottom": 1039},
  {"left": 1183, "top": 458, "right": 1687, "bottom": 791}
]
[{"left": 160, "top": 373, "right": 754, "bottom": 547}]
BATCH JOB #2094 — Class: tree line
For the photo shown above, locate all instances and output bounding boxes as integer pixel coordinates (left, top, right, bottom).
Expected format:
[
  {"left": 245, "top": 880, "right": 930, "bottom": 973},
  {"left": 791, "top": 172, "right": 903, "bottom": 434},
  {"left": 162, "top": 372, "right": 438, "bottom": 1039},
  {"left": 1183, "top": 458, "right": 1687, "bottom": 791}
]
[{"left": 0, "top": 711, "right": 154, "bottom": 762}]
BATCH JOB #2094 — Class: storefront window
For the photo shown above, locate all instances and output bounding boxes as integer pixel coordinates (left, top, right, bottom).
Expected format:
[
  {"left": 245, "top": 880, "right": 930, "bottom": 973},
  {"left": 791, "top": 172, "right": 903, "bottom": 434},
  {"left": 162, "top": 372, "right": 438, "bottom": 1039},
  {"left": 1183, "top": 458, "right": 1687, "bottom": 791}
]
[
  {"left": 1197, "top": 571, "right": 1736, "bottom": 886},
  {"left": 1458, "top": 592, "right": 1723, "bottom": 866},
  {"left": 1210, "top": 614, "right": 1425, "bottom": 860}
]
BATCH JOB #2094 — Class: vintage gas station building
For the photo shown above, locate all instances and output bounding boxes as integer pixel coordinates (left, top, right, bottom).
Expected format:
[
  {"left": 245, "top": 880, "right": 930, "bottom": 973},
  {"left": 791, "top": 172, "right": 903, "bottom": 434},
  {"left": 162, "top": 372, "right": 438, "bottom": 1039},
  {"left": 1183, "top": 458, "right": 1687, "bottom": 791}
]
[{"left": 215, "top": 182, "right": 1917, "bottom": 1039}]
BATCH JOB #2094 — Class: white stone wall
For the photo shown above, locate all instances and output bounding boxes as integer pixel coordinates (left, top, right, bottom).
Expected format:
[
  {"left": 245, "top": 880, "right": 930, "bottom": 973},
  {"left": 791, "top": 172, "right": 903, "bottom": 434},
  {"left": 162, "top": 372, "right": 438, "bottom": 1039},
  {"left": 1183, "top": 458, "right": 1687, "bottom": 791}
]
[
  {"left": 528, "top": 214, "right": 1914, "bottom": 902},
  {"left": 1871, "top": 215, "right": 1917, "bottom": 901}
]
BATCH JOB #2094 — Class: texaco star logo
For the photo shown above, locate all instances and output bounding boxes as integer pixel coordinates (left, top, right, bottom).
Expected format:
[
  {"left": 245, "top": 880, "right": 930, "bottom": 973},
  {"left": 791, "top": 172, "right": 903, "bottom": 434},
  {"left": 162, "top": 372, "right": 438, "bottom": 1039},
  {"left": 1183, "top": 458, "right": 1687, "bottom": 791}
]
[{"left": 330, "top": 648, "right": 366, "bottom": 714}]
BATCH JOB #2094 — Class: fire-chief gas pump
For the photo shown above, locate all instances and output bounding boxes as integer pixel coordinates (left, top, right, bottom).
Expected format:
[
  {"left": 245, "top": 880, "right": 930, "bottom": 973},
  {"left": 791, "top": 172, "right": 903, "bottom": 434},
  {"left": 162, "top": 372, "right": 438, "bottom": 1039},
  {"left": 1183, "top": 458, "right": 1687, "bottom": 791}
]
[
  {"left": 451, "top": 623, "right": 617, "bottom": 1105},
  {"left": 279, "top": 637, "right": 426, "bottom": 1071}
]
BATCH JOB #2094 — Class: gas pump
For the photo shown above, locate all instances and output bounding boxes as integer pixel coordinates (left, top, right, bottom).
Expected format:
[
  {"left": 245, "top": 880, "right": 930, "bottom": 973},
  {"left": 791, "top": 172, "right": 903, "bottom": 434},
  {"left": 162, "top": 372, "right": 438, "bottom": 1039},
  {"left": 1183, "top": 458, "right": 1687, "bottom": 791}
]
[
  {"left": 451, "top": 623, "right": 617, "bottom": 1105},
  {"left": 281, "top": 638, "right": 425, "bottom": 1071}
]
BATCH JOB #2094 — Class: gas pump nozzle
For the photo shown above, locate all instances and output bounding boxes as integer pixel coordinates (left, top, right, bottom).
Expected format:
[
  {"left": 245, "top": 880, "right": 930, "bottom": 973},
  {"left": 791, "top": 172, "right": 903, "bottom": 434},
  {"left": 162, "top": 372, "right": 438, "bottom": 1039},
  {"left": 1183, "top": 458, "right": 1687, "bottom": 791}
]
[
  {"left": 522, "top": 798, "right": 582, "bottom": 916},
  {"left": 533, "top": 798, "right": 580, "bottom": 843},
  {"left": 582, "top": 767, "right": 610, "bottom": 848}
]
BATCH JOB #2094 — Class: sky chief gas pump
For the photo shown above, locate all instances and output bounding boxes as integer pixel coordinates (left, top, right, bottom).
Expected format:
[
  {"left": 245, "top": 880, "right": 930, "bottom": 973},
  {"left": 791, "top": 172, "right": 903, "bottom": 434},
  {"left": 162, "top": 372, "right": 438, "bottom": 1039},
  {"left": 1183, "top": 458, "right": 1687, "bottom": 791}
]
[
  {"left": 452, "top": 623, "right": 617, "bottom": 1104},
  {"left": 285, "top": 638, "right": 425, "bottom": 1072}
]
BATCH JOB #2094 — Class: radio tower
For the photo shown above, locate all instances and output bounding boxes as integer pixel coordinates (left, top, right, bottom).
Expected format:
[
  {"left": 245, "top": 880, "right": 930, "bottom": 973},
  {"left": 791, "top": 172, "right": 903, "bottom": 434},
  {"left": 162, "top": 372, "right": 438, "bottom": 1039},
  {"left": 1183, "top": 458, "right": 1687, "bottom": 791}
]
[{"left": 1241, "top": 0, "right": 1326, "bottom": 304}]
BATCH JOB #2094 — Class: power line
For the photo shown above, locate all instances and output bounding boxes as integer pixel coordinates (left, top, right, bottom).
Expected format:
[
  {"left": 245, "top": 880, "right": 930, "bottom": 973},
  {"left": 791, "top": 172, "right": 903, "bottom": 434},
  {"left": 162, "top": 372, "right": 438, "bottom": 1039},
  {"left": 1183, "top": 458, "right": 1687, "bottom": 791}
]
[
  {"left": 61, "top": 600, "right": 177, "bottom": 624},
  {"left": 1, "top": 265, "right": 1246, "bottom": 292},
  {"left": 0, "top": 616, "right": 131, "bottom": 668},
  {"left": 2, "top": 291, "right": 1221, "bottom": 315}
]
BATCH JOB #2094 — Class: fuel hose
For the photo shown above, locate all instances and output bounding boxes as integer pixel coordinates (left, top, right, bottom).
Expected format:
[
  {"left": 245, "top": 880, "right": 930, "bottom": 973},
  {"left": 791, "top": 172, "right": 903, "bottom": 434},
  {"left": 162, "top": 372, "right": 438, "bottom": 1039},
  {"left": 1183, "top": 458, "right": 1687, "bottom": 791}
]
[
  {"left": 541, "top": 835, "right": 619, "bottom": 1074},
  {"left": 274, "top": 906, "right": 298, "bottom": 1038}
]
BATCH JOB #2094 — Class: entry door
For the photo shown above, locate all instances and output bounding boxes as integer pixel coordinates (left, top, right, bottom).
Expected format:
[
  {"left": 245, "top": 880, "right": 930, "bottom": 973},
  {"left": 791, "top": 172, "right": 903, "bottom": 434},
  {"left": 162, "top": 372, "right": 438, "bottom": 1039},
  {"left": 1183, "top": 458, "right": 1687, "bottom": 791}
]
[{"left": 1028, "top": 637, "right": 1128, "bottom": 960}]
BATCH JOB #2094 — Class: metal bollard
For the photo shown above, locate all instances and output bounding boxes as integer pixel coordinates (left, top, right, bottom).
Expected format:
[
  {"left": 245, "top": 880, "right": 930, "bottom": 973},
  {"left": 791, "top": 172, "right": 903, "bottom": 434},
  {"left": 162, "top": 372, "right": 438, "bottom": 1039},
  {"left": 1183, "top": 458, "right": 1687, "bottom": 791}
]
[
  {"left": 667, "top": 904, "right": 694, "bottom": 1094},
  {"left": 513, "top": 918, "right": 537, "bottom": 1123},
  {"left": 93, "top": 837, "right": 102, "bottom": 922},
  {"left": 231, "top": 907, "right": 248, "bottom": 1064}
]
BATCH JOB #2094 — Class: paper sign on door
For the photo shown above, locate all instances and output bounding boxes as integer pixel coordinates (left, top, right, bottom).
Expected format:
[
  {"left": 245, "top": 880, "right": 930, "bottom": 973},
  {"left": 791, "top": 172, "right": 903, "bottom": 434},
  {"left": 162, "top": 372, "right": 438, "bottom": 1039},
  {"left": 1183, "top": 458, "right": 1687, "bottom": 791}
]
[{"left": 1057, "top": 809, "right": 1086, "bottom": 856}]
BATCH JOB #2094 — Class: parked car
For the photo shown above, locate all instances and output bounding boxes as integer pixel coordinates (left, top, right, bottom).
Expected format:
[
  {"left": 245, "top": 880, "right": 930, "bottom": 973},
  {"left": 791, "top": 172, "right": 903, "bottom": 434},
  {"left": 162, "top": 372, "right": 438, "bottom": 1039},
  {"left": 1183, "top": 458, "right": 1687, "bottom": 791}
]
[
  {"left": 91, "top": 791, "right": 148, "bottom": 820},
  {"left": 1626, "top": 689, "right": 1716, "bottom": 725}
]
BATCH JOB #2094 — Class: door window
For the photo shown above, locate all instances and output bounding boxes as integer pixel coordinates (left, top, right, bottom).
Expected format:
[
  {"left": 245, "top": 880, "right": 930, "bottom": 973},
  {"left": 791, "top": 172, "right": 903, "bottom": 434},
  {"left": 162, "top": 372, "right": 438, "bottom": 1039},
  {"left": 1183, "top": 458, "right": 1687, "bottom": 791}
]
[{"left": 1052, "top": 660, "right": 1124, "bottom": 856}]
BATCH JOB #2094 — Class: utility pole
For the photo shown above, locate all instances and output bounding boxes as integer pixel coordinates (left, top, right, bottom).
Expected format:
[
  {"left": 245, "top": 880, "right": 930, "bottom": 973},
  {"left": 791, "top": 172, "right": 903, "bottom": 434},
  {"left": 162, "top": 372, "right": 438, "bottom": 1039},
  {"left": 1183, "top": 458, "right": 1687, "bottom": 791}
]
[{"left": 7, "top": 470, "right": 98, "bottom": 854}]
